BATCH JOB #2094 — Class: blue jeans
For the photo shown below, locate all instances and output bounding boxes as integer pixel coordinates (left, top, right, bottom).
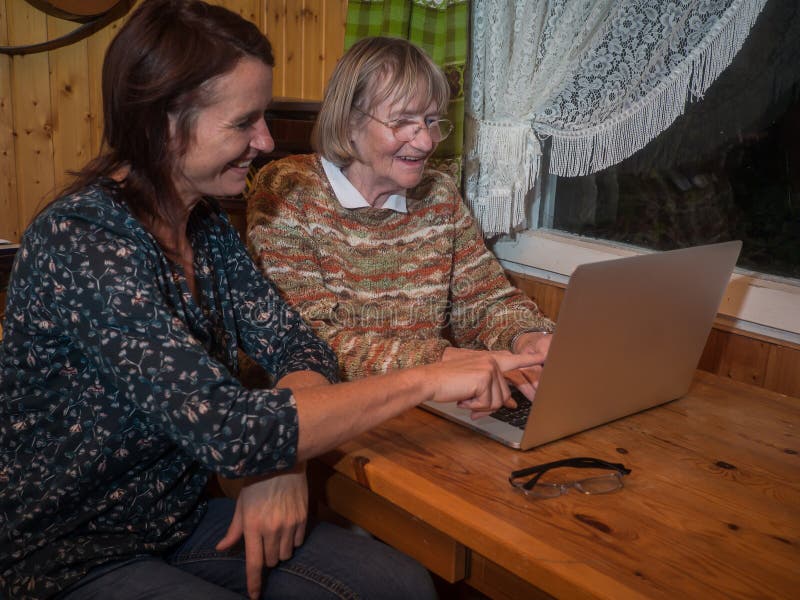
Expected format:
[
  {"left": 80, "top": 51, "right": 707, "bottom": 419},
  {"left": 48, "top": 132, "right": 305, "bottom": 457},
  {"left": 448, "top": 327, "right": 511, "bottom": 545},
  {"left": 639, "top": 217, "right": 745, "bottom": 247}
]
[{"left": 58, "top": 498, "right": 437, "bottom": 599}]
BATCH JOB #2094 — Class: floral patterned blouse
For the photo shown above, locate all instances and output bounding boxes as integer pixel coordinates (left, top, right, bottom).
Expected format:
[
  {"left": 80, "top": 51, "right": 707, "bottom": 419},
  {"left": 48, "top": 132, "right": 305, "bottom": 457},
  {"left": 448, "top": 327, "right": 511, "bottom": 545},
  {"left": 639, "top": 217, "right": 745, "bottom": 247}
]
[{"left": 0, "top": 180, "right": 338, "bottom": 599}]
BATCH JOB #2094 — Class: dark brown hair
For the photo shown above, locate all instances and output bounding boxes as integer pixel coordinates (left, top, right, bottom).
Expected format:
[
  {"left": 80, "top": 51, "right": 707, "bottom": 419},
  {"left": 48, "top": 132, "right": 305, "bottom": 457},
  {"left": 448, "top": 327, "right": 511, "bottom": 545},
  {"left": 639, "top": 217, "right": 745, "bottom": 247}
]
[{"left": 62, "top": 0, "right": 274, "bottom": 221}]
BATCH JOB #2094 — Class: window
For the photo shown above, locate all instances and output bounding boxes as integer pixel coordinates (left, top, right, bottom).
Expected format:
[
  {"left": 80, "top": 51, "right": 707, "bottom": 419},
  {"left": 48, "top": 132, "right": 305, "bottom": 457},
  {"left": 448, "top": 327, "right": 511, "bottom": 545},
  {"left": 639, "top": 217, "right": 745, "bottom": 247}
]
[
  {"left": 545, "top": 84, "right": 799, "bottom": 282},
  {"left": 492, "top": 5, "right": 800, "bottom": 341}
]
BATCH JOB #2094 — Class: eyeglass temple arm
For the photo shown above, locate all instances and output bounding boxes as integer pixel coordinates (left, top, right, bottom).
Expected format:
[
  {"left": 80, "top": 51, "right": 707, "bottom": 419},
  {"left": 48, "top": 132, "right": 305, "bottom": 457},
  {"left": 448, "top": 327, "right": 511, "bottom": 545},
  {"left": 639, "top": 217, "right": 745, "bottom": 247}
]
[{"left": 510, "top": 457, "right": 631, "bottom": 481}]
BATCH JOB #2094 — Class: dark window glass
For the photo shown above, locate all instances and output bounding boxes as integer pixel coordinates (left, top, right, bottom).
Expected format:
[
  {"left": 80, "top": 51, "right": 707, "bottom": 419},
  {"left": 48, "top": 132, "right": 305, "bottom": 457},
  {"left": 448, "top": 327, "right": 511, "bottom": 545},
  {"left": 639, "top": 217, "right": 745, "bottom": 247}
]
[{"left": 549, "top": 0, "right": 800, "bottom": 279}]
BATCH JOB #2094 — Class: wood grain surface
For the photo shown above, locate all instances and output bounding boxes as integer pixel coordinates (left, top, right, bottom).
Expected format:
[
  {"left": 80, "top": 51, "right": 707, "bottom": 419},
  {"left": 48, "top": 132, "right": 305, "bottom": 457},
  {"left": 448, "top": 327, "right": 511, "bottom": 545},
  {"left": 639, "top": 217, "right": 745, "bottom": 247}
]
[
  {"left": 1, "top": 0, "right": 346, "bottom": 242},
  {"left": 316, "top": 371, "right": 799, "bottom": 599}
]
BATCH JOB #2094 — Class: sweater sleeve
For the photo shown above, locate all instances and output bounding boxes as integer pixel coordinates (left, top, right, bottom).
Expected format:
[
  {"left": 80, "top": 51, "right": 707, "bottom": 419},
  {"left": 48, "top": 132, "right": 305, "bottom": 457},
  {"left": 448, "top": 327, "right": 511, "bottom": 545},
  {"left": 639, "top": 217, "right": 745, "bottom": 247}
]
[
  {"left": 247, "top": 160, "right": 450, "bottom": 380},
  {"left": 445, "top": 183, "right": 555, "bottom": 351}
]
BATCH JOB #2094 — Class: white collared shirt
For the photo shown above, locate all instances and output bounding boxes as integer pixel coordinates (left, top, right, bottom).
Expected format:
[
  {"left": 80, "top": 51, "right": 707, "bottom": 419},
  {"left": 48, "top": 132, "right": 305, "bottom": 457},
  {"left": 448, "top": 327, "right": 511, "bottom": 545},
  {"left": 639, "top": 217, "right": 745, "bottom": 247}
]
[{"left": 320, "top": 156, "right": 408, "bottom": 213}]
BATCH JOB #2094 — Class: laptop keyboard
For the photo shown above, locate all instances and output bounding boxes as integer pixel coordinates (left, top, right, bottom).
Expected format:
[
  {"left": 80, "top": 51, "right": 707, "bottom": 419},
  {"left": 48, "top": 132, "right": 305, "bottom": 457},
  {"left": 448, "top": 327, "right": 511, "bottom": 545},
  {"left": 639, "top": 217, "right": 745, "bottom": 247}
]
[{"left": 489, "top": 388, "right": 532, "bottom": 430}]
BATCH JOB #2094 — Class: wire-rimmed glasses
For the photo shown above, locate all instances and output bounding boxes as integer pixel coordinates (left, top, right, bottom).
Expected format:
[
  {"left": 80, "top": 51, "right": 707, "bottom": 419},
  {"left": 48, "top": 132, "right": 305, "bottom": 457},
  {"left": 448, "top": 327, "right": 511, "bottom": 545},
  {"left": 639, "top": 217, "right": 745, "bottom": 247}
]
[
  {"left": 509, "top": 457, "right": 631, "bottom": 499},
  {"left": 353, "top": 106, "right": 453, "bottom": 143}
]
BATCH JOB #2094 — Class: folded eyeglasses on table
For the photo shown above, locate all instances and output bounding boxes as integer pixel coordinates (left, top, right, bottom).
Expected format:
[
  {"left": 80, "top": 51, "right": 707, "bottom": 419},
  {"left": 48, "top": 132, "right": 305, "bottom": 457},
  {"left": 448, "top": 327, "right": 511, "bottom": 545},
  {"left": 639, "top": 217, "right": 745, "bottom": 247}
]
[{"left": 509, "top": 457, "right": 631, "bottom": 499}]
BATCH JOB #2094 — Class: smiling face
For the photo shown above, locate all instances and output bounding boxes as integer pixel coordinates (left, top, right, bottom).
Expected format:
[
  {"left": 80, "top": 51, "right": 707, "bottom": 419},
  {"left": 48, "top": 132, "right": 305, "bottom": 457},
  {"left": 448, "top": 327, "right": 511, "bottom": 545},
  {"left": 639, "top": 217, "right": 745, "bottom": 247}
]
[
  {"left": 344, "top": 90, "right": 440, "bottom": 208},
  {"left": 171, "top": 57, "right": 274, "bottom": 207}
]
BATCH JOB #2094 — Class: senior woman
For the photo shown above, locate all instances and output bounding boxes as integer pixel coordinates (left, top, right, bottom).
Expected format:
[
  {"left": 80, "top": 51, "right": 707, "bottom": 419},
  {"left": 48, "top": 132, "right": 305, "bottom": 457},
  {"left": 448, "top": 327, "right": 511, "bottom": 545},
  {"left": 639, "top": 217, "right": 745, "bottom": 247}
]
[
  {"left": 0, "top": 3, "right": 535, "bottom": 599},
  {"left": 248, "top": 37, "right": 554, "bottom": 398}
]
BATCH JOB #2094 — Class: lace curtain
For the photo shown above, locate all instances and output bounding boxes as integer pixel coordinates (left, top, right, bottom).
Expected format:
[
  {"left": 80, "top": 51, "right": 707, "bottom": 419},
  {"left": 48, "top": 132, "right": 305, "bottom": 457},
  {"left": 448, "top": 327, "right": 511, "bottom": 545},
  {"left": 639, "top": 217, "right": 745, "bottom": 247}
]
[
  {"left": 345, "top": 0, "right": 469, "bottom": 176},
  {"left": 464, "top": 0, "right": 769, "bottom": 236}
]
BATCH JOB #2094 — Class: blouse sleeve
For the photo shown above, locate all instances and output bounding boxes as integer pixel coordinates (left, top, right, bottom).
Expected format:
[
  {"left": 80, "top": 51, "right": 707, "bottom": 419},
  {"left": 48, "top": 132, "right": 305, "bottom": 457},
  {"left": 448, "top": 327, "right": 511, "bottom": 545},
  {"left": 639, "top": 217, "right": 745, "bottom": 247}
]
[{"left": 28, "top": 213, "right": 307, "bottom": 477}]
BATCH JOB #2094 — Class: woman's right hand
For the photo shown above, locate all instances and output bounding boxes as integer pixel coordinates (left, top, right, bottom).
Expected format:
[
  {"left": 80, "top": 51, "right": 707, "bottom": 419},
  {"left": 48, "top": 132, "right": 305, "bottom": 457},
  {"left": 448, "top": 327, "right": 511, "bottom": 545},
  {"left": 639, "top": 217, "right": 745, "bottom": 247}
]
[
  {"left": 427, "top": 350, "right": 539, "bottom": 419},
  {"left": 293, "top": 350, "right": 540, "bottom": 461}
]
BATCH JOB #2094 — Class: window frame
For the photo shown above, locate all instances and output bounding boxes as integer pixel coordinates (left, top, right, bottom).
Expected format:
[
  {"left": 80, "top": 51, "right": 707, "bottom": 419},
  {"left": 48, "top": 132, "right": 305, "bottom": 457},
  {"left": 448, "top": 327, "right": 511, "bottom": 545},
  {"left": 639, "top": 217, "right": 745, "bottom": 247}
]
[{"left": 490, "top": 173, "right": 800, "bottom": 345}]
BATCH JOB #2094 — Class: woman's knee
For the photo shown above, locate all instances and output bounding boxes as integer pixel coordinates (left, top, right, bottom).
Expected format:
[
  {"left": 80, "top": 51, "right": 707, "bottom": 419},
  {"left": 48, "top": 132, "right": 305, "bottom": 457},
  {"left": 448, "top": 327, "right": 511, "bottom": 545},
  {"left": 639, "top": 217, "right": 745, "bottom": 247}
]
[{"left": 268, "top": 521, "right": 437, "bottom": 600}]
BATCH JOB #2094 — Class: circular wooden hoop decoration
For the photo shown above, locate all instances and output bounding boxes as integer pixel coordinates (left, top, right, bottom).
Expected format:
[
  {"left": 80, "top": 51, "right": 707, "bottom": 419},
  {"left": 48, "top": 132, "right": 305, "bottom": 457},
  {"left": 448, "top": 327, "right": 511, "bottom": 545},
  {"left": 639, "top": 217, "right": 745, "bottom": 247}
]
[
  {"left": 0, "top": 0, "right": 133, "bottom": 55},
  {"left": 26, "top": 0, "right": 125, "bottom": 21}
]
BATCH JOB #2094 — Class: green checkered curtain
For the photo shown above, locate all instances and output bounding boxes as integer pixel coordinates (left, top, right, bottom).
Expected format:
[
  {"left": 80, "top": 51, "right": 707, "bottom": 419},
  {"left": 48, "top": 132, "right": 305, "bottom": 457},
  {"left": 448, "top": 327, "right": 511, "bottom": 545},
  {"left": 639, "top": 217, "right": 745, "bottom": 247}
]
[{"left": 345, "top": 0, "right": 469, "bottom": 180}]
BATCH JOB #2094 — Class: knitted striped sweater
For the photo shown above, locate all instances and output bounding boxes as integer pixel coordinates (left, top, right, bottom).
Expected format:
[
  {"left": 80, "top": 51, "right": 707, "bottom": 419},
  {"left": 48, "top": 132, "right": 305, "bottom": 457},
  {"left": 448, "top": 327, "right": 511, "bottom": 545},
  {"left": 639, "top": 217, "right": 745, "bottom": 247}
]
[{"left": 247, "top": 154, "right": 553, "bottom": 380}]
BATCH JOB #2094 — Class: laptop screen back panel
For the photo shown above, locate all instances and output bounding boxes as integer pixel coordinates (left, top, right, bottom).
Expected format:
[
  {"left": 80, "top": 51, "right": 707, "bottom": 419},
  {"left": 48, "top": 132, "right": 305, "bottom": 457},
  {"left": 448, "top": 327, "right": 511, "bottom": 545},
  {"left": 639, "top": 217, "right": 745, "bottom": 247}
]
[{"left": 519, "top": 241, "right": 741, "bottom": 449}]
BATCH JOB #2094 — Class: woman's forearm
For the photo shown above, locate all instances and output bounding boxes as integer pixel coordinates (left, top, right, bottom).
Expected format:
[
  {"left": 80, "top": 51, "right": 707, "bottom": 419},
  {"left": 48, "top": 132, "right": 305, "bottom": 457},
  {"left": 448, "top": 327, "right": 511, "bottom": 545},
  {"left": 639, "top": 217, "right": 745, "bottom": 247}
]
[
  {"left": 292, "top": 351, "right": 538, "bottom": 461},
  {"left": 293, "top": 368, "right": 426, "bottom": 460}
]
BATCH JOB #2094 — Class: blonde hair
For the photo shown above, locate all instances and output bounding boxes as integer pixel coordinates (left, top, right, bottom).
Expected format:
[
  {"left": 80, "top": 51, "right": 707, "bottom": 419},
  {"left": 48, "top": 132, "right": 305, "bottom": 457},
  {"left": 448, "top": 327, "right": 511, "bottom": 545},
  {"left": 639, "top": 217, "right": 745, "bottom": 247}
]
[{"left": 312, "top": 36, "right": 450, "bottom": 167}]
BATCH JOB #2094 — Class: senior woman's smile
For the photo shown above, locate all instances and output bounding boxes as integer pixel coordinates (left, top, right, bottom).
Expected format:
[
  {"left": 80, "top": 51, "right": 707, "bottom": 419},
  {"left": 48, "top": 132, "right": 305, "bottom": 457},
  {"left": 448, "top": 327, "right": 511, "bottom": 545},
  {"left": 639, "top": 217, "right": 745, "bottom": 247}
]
[{"left": 345, "top": 96, "right": 440, "bottom": 207}]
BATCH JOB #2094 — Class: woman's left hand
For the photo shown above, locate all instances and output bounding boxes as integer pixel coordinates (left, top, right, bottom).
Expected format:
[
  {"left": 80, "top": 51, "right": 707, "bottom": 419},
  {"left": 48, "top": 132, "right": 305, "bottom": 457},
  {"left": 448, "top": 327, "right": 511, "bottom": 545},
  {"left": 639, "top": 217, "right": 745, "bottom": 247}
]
[
  {"left": 512, "top": 331, "right": 551, "bottom": 361},
  {"left": 215, "top": 369, "right": 327, "bottom": 599},
  {"left": 216, "top": 462, "right": 308, "bottom": 600}
]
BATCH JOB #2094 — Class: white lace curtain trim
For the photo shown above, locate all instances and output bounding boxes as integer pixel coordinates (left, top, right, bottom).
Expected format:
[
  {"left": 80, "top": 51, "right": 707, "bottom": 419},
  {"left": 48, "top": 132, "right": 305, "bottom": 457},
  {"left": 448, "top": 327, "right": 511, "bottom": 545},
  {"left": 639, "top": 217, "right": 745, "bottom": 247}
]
[
  {"left": 465, "top": 0, "right": 769, "bottom": 236},
  {"left": 463, "top": 115, "right": 542, "bottom": 237},
  {"left": 540, "top": 0, "right": 767, "bottom": 176}
]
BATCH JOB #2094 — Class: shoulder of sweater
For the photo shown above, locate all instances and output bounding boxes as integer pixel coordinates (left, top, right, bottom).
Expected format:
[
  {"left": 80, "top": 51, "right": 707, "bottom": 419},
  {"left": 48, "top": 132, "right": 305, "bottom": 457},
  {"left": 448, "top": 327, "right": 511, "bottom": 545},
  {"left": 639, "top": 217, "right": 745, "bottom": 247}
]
[
  {"left": 419, "top": 164, "right": 460, "bottom": 193},
  {"left": 248, "top": 154, "right": 333, "bottom": 220},
  {"left": 247, "top": 154, "right": 327, "bottom": 214},
  {"left": 407, "top": 165, "right": 464, "bottom": 213},
  {"left": 252, "top": 153, "right": 324, "bottom": 196}
]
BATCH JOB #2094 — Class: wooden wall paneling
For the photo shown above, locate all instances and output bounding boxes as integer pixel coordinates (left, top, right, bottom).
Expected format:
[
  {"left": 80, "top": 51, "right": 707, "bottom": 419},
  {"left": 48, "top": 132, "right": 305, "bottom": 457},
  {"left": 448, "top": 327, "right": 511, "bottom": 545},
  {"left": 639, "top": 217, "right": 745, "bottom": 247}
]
[
  {"left": 764, "top": 345, "right": 800, "bottom": 398},
  {"left": 8, "top": 1, "right": 55, "bottom": 233},
  {"left": 504, "top": 271, "right": 566, "bottom": 321},
  {"left": 85, "top": 6, "right": 130, "bottom": 156},
  {"left": 321, "top": 0, "right": 346, "bottom": 94},
  {"left": 0, "top": 1, "right": 19, "bottom": 242},
  {"left": 302, "top": 0, "right": 323, "bottom": 100},
  {"left": 283, "top": 1, "right": 304, "bottom": 98},
  {"left": 717, "top": 333, "right": 771, "bottom": 388},
  {"left": 215, "top": 0, "right": 264, "bottom": 29},
  {"left": 255, "top": 0, "right": 267, "bottom": 30},
  {"left": 273, "top": 0, "right": 348, "bottom": 101},
  {"left": 532, "top": 281, "right": 565, "bottom": 321},
  {"left": 47, "top": 15, "right": 91, "bottom": 192},
  {"left": 697, "top": 327, "right": 726, "bottom": 374},
  {"left": 265, "top": 0, "right": 287, "bottom": 96}
]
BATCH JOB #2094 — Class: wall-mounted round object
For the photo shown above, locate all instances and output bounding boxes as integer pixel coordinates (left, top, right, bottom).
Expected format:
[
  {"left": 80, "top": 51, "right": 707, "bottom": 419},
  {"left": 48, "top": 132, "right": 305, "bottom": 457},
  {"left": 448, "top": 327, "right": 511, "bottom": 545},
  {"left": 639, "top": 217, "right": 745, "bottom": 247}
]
[
  {"left": 0, "top": 0, "right": 133, "bottom": 55},
  {"left": 25, "top": 1, "right": 127, "bottom": 22}
]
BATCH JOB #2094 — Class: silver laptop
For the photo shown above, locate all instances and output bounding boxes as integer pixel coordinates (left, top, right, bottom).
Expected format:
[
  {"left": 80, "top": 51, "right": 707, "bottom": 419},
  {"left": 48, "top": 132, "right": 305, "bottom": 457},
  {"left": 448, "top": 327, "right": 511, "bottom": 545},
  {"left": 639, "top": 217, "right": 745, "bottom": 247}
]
[{"left": 422, "top": 240, "right": 742, "bottom": 450}]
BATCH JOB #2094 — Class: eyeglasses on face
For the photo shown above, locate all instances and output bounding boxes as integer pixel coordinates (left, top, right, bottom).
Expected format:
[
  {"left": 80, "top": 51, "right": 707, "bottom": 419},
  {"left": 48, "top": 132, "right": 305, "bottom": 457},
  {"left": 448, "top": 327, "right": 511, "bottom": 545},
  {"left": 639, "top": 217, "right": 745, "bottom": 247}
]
[
  {"left": 353, "top": 106, "right": 453, "bottom": 143},
  {"left": 509, "top": 456, "right": 631, "bottom": 499}
]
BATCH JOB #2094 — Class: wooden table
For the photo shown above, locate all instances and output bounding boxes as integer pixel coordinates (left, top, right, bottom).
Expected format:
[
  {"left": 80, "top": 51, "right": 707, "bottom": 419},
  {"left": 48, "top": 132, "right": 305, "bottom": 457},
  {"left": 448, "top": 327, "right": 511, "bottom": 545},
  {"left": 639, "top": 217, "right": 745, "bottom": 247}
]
[{"left": 310, "top": 371, "right": 799, "bottom": 600}]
